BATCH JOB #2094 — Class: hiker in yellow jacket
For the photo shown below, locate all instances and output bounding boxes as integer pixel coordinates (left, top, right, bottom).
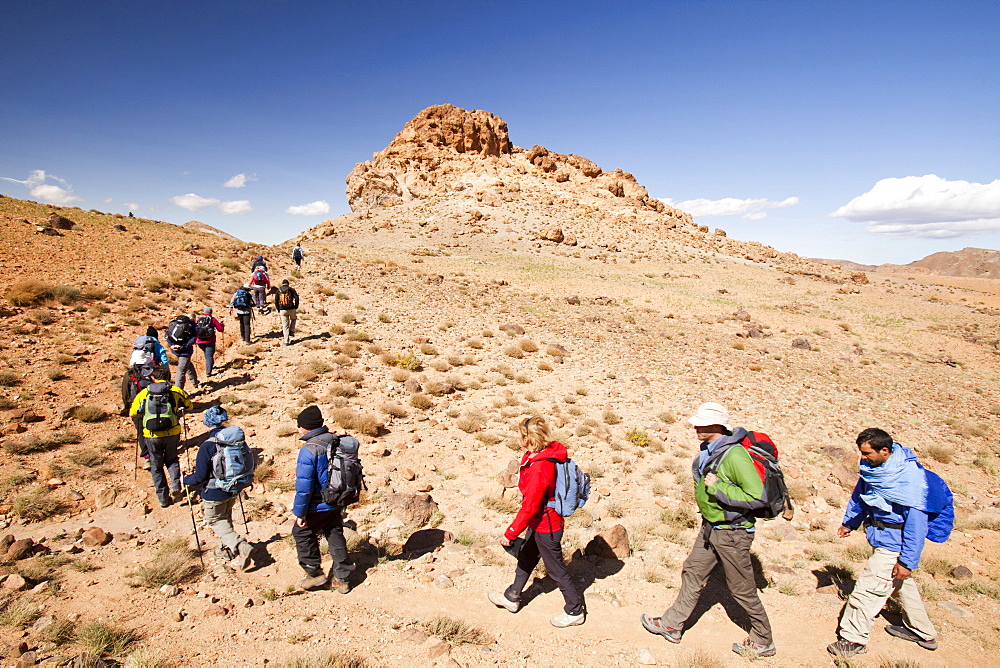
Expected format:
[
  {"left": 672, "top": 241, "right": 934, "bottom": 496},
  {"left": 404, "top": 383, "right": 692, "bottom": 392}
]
[{"left": 129, "top": 367, "right": 193, "bottom": 508}]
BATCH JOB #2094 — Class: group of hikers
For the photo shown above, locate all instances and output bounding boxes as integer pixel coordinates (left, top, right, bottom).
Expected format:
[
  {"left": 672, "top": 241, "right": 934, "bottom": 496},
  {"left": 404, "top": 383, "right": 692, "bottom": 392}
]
[
  {"left": 118, "top": 249, "right": 955, "bottom": 659},
  {"left": 229, "top": 251, "right": 302, "bottom": 346}
]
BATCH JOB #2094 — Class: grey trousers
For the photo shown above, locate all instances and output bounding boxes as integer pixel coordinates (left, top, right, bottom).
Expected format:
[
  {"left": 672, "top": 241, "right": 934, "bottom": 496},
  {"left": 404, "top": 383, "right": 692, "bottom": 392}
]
[
  {"left": 174, "top": 355, "right": 198, "bottom": 389},
  {"left": 662, "top": 523, "right": 773, "bottom": 645},
  {"left": 279, "top": 309, "right": 297, "bottom": 344},
  {"left": 838, "top": 547, "right": 936, "bottom": 645},
  {"left": 203, "top": 496, "right": 250, "bottom": 558}
]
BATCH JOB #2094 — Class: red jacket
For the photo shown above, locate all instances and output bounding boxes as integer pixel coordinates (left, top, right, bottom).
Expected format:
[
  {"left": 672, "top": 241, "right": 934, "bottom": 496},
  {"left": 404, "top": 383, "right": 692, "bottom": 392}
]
[
  {"left": 249, "top": 269, "right": 270, "bottom": 290},
  {"left": 504, "top": 441, "right": 567, "bottom": 540}
]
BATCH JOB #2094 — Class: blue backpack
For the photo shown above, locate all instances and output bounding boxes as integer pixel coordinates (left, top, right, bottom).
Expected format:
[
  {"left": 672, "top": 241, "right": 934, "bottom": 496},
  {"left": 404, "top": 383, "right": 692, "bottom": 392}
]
[
  {"left": 233, "top": 288, "right": 251, "bottom": 309},
  {"left": 540, "top": 458, "right": 590, "bottom": 517},
  {"left": 924, "top": 469, "right": 954, "bottom": 543},
  {"left": 209, "top": 437, "right": 255, "bottom": 493}
]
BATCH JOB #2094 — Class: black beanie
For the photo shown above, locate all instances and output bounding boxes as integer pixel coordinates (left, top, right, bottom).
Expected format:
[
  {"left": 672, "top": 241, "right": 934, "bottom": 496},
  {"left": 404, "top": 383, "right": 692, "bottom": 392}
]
[
  {"left": 145, "top": 326, "right": 157, "bottom": 338},
  {"left": 297, "top": 405, "right": 323, "bottom": 430}
]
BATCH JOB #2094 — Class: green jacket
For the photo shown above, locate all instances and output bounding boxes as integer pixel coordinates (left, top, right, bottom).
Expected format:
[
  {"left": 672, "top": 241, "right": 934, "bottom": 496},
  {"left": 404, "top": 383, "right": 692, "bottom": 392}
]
[{"left": 693, "top": 435, "right": 765, "bottom": 529}]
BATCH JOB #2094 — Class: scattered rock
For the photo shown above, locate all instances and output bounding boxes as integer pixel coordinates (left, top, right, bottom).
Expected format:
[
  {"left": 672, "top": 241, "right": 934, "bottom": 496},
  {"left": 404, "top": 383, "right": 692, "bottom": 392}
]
[
  {"left": 94, "top": 488, "right": 117, "bottom": 510},
  {"left": 399, "top": 628, "right": 428, "bottom": 643},
  {"left": 433, "top": 574, "right": 454, "bottom": 588},
  {"left": 950, "top": 565, "right": 974, "bottom": 580},
  {"left": 424, "top": 636, "right": 451, "bottom": 660},
  {"left": 636, "top": 647, "right": 657, "bottom": 665},
  {"left": 403, "top": 528, "right": 454, "bottom": 556},
  {"left": 159, "top": 584, "right": 179, "bottom": 597},
  {"left": 6, "top": 538, "right": 35, "bottom": 561},
  {"left": 938, "top": 601, "right": 973, "bottom": 618},
  {"left": 499, "top": 324, "right": 525, "bottom": 336},
  {"left": 791, "top": 337, "right": 812, "bottom": 350},
  {"left": 385, "top": 493, "right": 438, "bottom": 527},
  {"left": 0, "top": 534, "right": 15, "bottom": 552},
  {"left": 80, "top": 527, "right": 110, "bottom": 547},
  {"left": 585, "top": 524, "right": 630, "bottom": 559},
  {"left": 204, "top": 604, "right": 227, "bottom": 617},
  {"left": 3, "top": 574, "right": 28, "bottom": 591}
]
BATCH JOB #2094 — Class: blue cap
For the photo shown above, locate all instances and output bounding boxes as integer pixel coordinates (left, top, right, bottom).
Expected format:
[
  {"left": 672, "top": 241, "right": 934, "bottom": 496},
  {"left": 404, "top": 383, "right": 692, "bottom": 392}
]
[{"left": 203, "top": 405, "right": 229, "bottom": 427}]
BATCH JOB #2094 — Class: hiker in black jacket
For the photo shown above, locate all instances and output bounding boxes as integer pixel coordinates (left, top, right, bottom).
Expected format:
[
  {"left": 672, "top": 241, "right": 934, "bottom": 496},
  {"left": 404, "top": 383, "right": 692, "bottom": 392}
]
[{"left": 274, "top": 279, "right": 300, "bottom": 346}]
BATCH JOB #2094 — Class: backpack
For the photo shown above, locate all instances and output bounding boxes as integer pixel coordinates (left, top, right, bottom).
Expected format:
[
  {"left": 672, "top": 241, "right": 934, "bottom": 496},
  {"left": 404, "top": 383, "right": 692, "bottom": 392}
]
[
  {"left": 708, "top": 431, "right": 793, "bottom": 520},
  {"left": 539, "top": 458, "right": 591, "bottom": 517},
  {"left": 317, "top": 434, "right": 365, "bottom": 507},
  {"left": 195, "top": 315, "right": 214, "bottom": 340},
  {"left": 122, "top": 363, "right": 156, "bottom": 410},
  {"left": 130, "top": 335, "right": 156, "bottom": 366},
  {"left": 233, "top": 288, "right": 251, "bottom": 309},
  {"left": 142, "top": 382, "right": 178, "bottom": 432},
  {"left": 924, "top": 469, "right": 954, "bottom": 543},
  {"left": 292, "top": 246, "right": 303, "bottom": 260},
  {"left": 277, "top": 289, "right": 295, "bottom": 310},
  {"left": 251, "top": 269, "right": 268, "bottom": 285},
  {"left": 165, "top": 316, "right": 194, "bottom": 346},
  {"left": 209, "top": 437, "right": 255, "bottom": 493}
]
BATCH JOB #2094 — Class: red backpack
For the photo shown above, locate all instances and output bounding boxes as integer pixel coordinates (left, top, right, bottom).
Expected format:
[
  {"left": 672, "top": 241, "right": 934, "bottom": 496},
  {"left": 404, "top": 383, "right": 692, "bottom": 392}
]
[{"left": 708, "top": 431, "right": 793, "bottom": 520}]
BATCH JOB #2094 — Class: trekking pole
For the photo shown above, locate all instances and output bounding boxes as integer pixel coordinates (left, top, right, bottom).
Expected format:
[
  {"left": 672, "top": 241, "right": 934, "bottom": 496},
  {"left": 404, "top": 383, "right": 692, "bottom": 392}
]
[
  {"left": 238, "top": 490, "right": 249, "bottom": 534},
  {"left": 133, "top": 437, "right": 139, "bottom": 482},
  {"left": 184, "top": 486, "right": 206, "bottom": 570},
  {"left": 182, "top": 413, "right": 192, "bottom": 471}
]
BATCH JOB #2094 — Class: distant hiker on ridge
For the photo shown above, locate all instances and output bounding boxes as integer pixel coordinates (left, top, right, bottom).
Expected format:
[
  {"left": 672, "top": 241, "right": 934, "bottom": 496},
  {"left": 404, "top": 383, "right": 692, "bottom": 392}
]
[
  {"left": 274, "top": 279, "right": 300, "bottom": 346},
  {"left": 250, "top": 255, "right": 267, "bottom": 273},
  {"left": 183, "top": 410, "right": 255, "bottom": 571},
  {"left": 826, "top": 428, "right": 953, "bottom": 658},
  {"left": 194, "top": 307, "right": 224, "bottom": 377},
  {"left": 490, "top": 416, "right": 585, "bottom": 628},
  {"left": 229, "top": 283, "right": 254, "bottom": 344},
  {"left": 291, "top": 244, "right": 305, "bottom": 268},
  {"left": 641, "top": 402, "right": 776, "bottom": 659},
  {"left": 129, "top": 367, "right": 192, "bottom": 508}
]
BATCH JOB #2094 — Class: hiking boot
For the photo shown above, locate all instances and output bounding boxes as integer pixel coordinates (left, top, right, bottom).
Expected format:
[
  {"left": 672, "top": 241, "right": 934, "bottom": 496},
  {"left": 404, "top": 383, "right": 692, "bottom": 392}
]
[
  {"left": 232, "top": 542, "right": 253, "bottom": 572},
  {"left": 732, "top": 637, "right": 776, "bottom": 658},
  {"left": 171, "top": 488, "right": 185, "bottom": 503},
  {"left": 330, "top": 577, "right": 350, "bottom": 594},
  {"left": 298, "top": 573, "right": 329, "bottom": 591},
  {"left": 550, "top": 611, "right": 585, "bottom": 628},
  {"left": 158, "top": 497, "right": 172, "bottom": 508},
  {"left": 640, "top": 614, "right": 681, "bottom": 643},
  {"left": 827, "top": 639, "right": 867, "bottom": 657},
  {"left": 488, "top": 592, "right": 520, "bottom": 613},
  {"left": 885, "top": 625, "right": 937, "bottom": 650},
  {"left": 213, "top": 547, "right": 234, "bottom": 562}
]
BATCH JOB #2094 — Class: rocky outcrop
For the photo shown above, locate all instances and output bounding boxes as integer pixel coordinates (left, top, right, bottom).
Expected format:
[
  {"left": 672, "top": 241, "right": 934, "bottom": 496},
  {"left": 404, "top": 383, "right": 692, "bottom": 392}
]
[{"left": 181, "top": 221, "right": 242, "bottom": 242}]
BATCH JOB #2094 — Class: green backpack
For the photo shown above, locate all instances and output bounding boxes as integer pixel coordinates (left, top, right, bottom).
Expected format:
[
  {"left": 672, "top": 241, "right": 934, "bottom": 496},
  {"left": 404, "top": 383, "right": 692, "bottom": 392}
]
[{"left": 143, "top": 382, "right": 178, "bottom": 432}]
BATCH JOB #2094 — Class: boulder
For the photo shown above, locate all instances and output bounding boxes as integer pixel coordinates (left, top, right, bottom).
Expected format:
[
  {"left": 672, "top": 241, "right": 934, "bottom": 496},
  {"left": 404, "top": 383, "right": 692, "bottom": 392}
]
[
  {"left": 385, "top": 493, "right": 438, "bottom": 527},
  {"left": 94, "top": 488, "right": 116, "bottom": 510},
  {"left": 585, "top": 524, "right": 630, "bottom": 559},
  {"left": 3, "top": 574, "right": 28, "bottom": 591},
  {"left": 499, "top": 324, "right": 525, "bottom": 336},
  {"left": 0, "top": 534, "right": 15, "bottom": 552},
  {"left": 950, "top": 565, "right": 974, "bottom": 580},
  {"left": 403, "top": 528, "right": 454, "bottom": 556},
  {"left": 6, "top": 538, "right": 35, "bottom": 561},
  {"left": 80, "top": 527, "right": 110, "bottom": 547},
  {"left": 48, "top": 213, "right": 75, "bottom": 230},
  {"left": 791, "top": 337, "right": 812, "bottom": 350},
  {"left": 541, "top": 227, "right": 565, "bottom": 243}
]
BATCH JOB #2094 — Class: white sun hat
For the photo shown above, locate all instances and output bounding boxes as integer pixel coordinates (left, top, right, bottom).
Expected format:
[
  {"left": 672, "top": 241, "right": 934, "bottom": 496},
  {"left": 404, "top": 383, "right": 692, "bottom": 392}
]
[{"left": 688, "top": 402, "right": 732, "bottom": 431}]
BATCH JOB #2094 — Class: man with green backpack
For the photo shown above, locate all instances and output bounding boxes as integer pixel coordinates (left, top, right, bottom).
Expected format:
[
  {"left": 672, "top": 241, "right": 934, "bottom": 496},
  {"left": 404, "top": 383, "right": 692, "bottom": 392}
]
[
  {"left": 129, "top": 367, "right": 193, "bottom": 508},
  {"left": 183, "top": 410, "right": 255, "bottom": 571}
]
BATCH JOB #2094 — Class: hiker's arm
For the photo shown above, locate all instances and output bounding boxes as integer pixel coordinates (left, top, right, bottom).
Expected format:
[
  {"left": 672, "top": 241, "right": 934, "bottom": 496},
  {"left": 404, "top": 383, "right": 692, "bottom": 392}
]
[
  {"left": 840, "top": 479, "right": 866, "bottom": 530},
  {"left": 214, "top": 318, "right": 224, "bottom": 332},
  {"left": 504, "top": 462, "right": 553, "bottom": 541},
  {"left": 174, "top": 389, "right": 193, "bottom": 413},
  {"left": 154, "top": 343, "right": 170, "bottom": 367},
  {"left": 128, "top": 391, "right": 145, "bottom": 417},
  {"left": 708, "top": 449, "right": 763, "bottom": 508},
  {"left": 183, "top": 443, "right": 212, "bottom": 488},
  {"left": 898, "top": 506, "right": 928, "bottom": 572},
  {"left": 292, "top": 448, "right": 314, "bottom": 518}
]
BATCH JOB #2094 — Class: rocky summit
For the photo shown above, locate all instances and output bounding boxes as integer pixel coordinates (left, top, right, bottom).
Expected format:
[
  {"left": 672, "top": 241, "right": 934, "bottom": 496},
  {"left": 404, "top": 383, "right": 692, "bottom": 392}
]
[{"left": 0, "top": 105, "right": 999, "bottom": 666}]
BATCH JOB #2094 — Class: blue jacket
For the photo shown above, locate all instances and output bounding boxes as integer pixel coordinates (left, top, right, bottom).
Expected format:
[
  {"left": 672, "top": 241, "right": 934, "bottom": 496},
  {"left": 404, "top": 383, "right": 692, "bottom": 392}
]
[
  {"left": 169, "top": 334, "right": 198, "bottom": 358},
  {"left": 151, "top": 338, "right": 170, "bottom": 368},
  {"left": 842, "top": 479, "right": 929, "bottom": 570},
  {"left": 293, "top": 427, "right": 337, "bottom": 517}
]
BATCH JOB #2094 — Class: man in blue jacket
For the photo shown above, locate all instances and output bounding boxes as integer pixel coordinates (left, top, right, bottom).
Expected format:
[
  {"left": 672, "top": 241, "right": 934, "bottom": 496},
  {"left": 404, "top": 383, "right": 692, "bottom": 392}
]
[
  {"left": 183, "top": 418, "right": 254, "bottom": 571},
  {"left": 827, "top": 428, "right": 945, "bottom": 658},
  {"left": 293, "top": 405, "right": 354, "bottom": 593}
]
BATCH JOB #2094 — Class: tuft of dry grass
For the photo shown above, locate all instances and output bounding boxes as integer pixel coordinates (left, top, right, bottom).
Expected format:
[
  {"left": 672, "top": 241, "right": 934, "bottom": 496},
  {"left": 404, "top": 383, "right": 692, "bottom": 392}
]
[
  {"left": 12, "top": 489, "right": 64, "bottom": 521},
  {"left": 422, "top": 616, "right": 493, "bottom": 645},
  {"left": 0, "top": 370, "right": 19, "bottom": 387},
  {"left": 381, "top": 403, "right": 407, "bottom": 418},
  {"left": 481, "top": 495, "right": 519, "bottom": 513},
  {"left": 410, "top": 393, "right": 433, "bottom": 410},
  {"left": 503, "top": 345, "right": 525, "bottom": 359},
  {"left": 127, "top": 538, "right": 199, "bottom": 588},
  {"left": 275, "top": 653, "right": 371, "bottom": 668},
  {"left": 925, "top": 444, "right": 953, "bottom": 464},
  {"left": 73, "top": 404, "right": 108, "bottom": 423},
  {"left": 76, "top": 621, "right": 140, "bottom": 658},
  {"left": 518, "top": 339, "right": 538, "bottom": 352},
  {"left": 455, "top": 411, "right": 486, "bottom": 433}
]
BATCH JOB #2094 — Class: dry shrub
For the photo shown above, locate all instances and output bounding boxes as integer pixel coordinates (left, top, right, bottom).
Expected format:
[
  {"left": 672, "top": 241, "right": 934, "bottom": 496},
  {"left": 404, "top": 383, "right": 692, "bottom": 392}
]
[
  {"left": 537, "top": 361, "right": 553, "bottom": 372},
  {"left": 308, "top": 358, "right": 333, "bottom": 375},
  {"left": 422, "top": 616, "right": 492, "bottom": 645},
  {"left": 68, "top": 448, "right": 103, "bottom": 467},
  {"left": 410, "top": 393, "right": 433, "bottom": 410},
  {"left": 603, "top": 409, "right": 621, "bottom": 425},
  {"left": 7, "top": 280, "right": 54, "bottom": 307},
  {"left": 346, "top": 329, "right": 370, "bottom": 342},
  {"left": 503, "top": 345, "right": 525, "bottom": 359},
  {"left": 329, "top": 408, "right": 381, "bottom": 436},
  {"left": 12, "top": 489, "right": 64, "bottom": 521},
  {"left": 481, "top": 495, "right": 519, "bottom": 513},
  {"left": 327, "top": 383, "right": 357, "bottom": 398},
  {"left": 381, "top": 403, "right": 407, "bottom": 418},
  {"left": 387, "top": 352, "right": 420, "bottom": 370},
  {"left": 127, "top": 537, "right": 198, "bottom": 588},
  {"left": 76, "top": 621, "right": 140, "bottom": 658},
  {"left": 143, "top": 276, "right": 169, "bottom": 293},
  {"left": 73, "top": 404, "right": 108, "bottom": 422},
  {"left": 545, "top": 345, "right": 566, "bottom": 358},
  {"left": 419, "top": 343, "right": 438, "bottom": 356},
  {"left": 925, "top": 444, "right": 953, "bottom": 464},
  {"left": 338, "top": 368, "right": 364, "bottom": 384},
  {"left": 518, "top": 339, "right": 538, "bottom": 353},
  {"left": 456, "top": 411, "right": 485, "bottom": 433},
  {"left": 431, "top": 359, "right": 450, "bottom": 372},
  {"left": 25, "top": 309, "right": 57, "bottom": 325},
  {"left": 475, "top": 432, "right": 503, "bottom": 446},
  {"left": 0, "top": 370, "right": 19, "bottom": 387},
  {"left": 390, "top": 368, "right": 410, "bottom": 382}
]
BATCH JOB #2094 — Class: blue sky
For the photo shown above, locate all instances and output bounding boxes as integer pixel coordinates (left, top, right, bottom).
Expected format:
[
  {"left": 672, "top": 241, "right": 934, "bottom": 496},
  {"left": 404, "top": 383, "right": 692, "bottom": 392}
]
[{"left": 2, "top": 0, "right": 997, "bottom": 265}]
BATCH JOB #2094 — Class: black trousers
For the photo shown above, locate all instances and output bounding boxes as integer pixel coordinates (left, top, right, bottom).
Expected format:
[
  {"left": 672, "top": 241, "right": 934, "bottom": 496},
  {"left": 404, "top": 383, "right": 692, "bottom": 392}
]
[
  {"left": 237, "top": 313, "right": 252, "bottom": 343},
  {"left": 505, "top": 528, "right": 584, "bottom": 615},
  {"left": 132, "top": 415, "right": 148, "bottom": 458},
  {"left": 292, "top": 509, "right": 354, "bottom": 581}
]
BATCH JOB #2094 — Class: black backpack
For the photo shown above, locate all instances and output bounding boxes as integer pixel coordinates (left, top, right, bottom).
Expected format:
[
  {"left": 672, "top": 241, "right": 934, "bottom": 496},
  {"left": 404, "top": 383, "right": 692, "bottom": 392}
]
[
  {"left": 195, "top": 315, "right": 214, "bottom": 340},
  {"left": 121, "top": 363, "right": 156, "bottom": 410},
  {"left": 165, "top": 315, "right": 194, "bottom": 346},
  {"left": 315, "top": 434, "right": 365, "bottom": 507},
  {"left": 142, "top": 382, "right": 179, "bottom": 432}
]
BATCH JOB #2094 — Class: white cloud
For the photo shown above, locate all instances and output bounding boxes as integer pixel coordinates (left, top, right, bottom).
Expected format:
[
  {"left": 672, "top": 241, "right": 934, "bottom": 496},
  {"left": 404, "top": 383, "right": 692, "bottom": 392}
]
[
  {"left": 220, "top": 200, "right": 252, "bottom": 215},
  {"left": 223, "top": 173, "right": 257, "bottom": 188},
  {"left": 122, "top": 202, "right": 140, "bottom": 211},
  {"left": 104, "top": 197, "right": 113, "bottom": 203},
  {"left": 830, "top": 174, "right": 1000, "bottom": 238},
  {"left": 1, "top": 169, "right": 82, "bottom": 205},
  {"left": 170, "top": 193, "right": 220, "bottom": 211},
  {"left": 660, "top": 195, "right": 799, "bottom": 220},
  {"left": 286, "top": 200, "right": 330, "bottom": 216}
]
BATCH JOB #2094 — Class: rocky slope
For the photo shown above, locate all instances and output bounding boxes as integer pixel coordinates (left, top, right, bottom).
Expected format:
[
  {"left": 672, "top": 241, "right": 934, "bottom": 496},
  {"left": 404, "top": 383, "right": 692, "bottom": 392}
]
[{"left": 0, "top": 106, "right": 998, "bottom": 666}]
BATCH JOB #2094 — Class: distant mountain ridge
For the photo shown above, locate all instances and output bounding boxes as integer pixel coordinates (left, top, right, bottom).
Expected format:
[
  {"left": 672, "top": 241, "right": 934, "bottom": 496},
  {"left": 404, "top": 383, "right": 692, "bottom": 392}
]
[
  {"left": 182, "top": 220, "right": 242, "bottom": 242},
  {"left": 814, "top": 247, "right": 1000, "bottom": 279}
]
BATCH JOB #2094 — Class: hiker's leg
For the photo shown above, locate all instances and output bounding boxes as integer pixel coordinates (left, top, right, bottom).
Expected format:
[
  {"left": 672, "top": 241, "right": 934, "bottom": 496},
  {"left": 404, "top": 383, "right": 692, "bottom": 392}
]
[
  {"left": 535, "top": 529, "right": 584, "bottom": 615},
  {"left": 162, "top": 434, "right": 181, "bottom": 492},
  {"left": 146, "top": 437, "right": 170, "bottom": 504},
  {"left": 173, "top": 356, "right": 186, "bottom": 388},
  {"left": 838, "top": 547, "right": 897, "bottom": 645},
  {"left": 202, "top": 344, "right": 215, "bottom": 376},
  {"left": 280, "top": 312, "right": 291, "bottom": 344},
  {"left": 292, "top": 513, "right": 323, "bottom": 577},
  {"left": 319, "top": 509, "right": 354, "bottom": 581},
  {"left": 239, "top": 315, "right": 250, "bottom": 343},
  {"left": 505, "top": 529, "right": 541, "bottom": 602},
  {"left": 661, "top": 523, "right": 718, "bottom": 630},
  {"left": 204, "top": 497, "right": 241, "bottom": 555},
  {"left": 288, "top": 309, "right": 297, "bottom": 336},
  {"left": 896, "top": 575, "right": 937, "bottom": 641},
  {"left": 713, "top": 528, "right": 773, "bottom": 646},
  {"left": 132, "top": 415, "right": 148, "bottom": 458}
]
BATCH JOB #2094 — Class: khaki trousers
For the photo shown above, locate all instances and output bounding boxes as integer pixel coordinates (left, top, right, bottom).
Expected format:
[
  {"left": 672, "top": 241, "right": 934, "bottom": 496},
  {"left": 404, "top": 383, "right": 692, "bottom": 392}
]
[
  {"left": 279, "top": 309, "right": 297, "bottom": 344},
  {"left": 838, "top": 547, "right": 936, "bottom": 645}
]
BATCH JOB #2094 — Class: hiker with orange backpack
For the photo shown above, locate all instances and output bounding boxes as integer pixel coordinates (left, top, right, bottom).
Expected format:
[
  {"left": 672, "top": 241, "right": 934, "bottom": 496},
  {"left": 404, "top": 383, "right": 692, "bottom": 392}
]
[
  {"left": 641, "top": 402, "right": 777, "bottom": 659},
  {"left": 274, "top": 279, "right": 299, "bottom": 346}
]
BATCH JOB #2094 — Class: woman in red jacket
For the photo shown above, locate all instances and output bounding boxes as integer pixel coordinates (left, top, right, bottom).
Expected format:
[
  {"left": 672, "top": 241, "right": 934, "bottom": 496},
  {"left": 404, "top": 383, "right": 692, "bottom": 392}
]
[{"left": 489, "top": 416, "right": 585, "bottom": 627}]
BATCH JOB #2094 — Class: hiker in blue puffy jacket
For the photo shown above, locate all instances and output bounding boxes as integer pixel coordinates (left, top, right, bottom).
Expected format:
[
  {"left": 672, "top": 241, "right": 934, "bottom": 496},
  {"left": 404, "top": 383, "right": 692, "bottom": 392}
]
[
  {"left": 183, "top": 418, "right": 254, "bottom": 571},
  {"left": 168, "top": 315, "right": 200, "bottom": 391},
  {"left": 827, "top": 428, "right": 952, "bottom": 658},
  {"left": 292, "top": 405, "right": 354, "bottom": 593}
]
